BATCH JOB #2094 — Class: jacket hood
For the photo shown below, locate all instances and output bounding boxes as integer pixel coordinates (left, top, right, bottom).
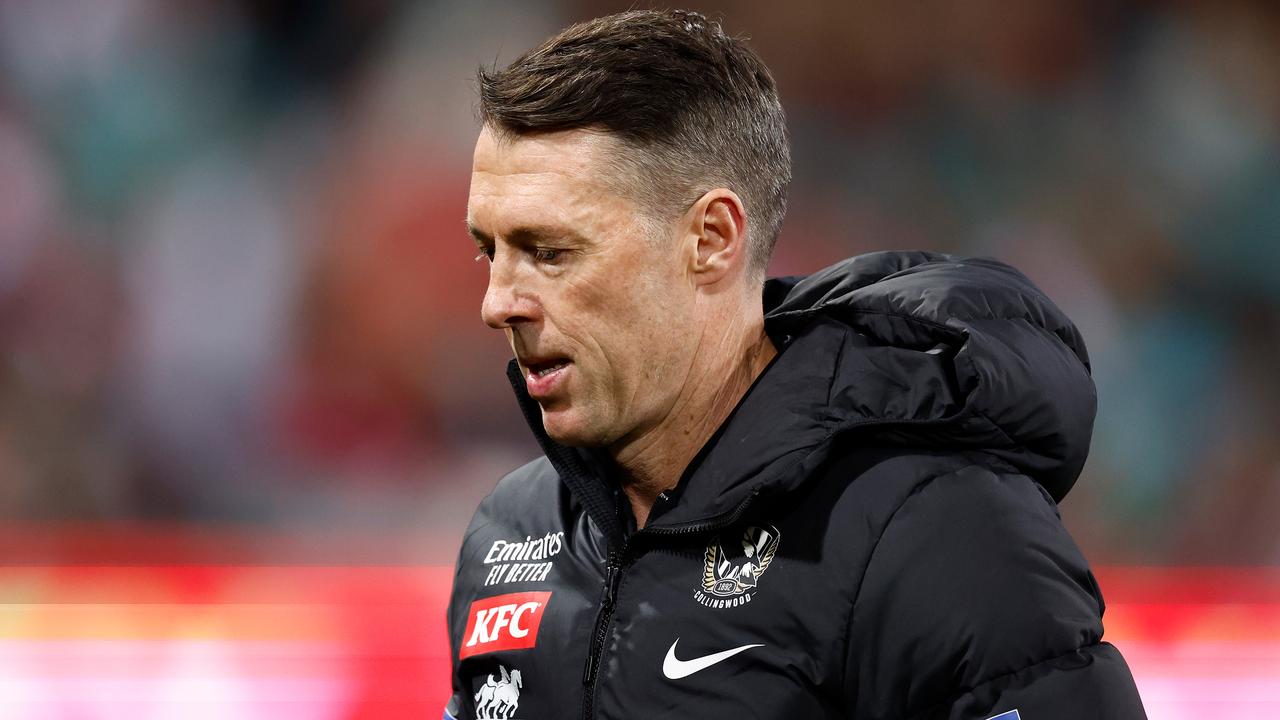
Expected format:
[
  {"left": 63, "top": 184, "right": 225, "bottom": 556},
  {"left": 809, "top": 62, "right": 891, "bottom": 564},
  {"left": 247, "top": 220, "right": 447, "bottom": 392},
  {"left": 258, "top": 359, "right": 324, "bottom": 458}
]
[{"left": 509, "top": 251, "right": 1097, "bottom": 536}]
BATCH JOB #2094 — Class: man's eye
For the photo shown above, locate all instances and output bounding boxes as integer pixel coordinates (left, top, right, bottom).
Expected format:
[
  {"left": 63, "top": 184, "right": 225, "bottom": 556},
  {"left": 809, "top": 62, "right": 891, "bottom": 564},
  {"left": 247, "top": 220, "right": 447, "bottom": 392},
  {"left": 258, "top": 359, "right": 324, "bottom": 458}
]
[
  {"left": 533, "top": 248, "right": 562, "bottom": 263},
  {"left": 474, "top": 247, "right": 494, "bottom": 263}
]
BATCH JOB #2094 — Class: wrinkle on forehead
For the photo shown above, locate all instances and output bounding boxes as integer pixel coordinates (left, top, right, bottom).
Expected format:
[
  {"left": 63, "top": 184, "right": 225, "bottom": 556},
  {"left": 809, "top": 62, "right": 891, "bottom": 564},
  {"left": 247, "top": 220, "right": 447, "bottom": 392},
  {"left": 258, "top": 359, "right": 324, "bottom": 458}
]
[
  {"left": 473, "top": 126, "right": 620, "bottom": 185},
  {"left": 468, "top": 127, "right": 647, "bottom": 239}
]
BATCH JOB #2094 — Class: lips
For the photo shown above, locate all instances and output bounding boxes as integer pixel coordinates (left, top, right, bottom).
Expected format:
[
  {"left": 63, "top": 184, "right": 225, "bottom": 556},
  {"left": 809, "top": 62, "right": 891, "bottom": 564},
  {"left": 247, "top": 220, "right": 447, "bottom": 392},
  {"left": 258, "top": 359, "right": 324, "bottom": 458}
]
[
  {"left": 520, "top": 355, "right": 572, "bottom": 399},
  {"left": 526, "top": 358, "right": 570, "bottom": 377}
]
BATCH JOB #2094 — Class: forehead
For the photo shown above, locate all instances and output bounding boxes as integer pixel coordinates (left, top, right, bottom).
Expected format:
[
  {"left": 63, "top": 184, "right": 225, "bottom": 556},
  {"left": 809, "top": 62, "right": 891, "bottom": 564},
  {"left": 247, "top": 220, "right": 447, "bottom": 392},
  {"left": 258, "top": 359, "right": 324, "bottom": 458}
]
[
  {"left": 467, "top": 127, "right": 638, "bottom": 235},
  {"left": 473, "top": 126, "right": 613, "bottom": 182}
]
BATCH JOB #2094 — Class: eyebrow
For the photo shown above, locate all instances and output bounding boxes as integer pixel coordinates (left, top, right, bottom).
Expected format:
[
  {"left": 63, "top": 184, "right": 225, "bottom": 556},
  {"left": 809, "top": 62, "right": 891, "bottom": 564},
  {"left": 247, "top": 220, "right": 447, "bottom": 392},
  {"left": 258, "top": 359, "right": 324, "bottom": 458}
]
[
  {"left": 466, "top": 222, "right": 490, "bottom": 243},
  {"left": 467, "top": 223, "right": 588, "bottom": 247}
]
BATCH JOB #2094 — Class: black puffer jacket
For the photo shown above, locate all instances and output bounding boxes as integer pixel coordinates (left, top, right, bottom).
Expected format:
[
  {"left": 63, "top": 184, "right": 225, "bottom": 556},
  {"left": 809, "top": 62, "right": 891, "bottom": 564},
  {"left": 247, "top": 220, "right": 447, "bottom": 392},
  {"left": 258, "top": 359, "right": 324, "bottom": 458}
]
[{"left": 446, "top": 251, "right": 1147, "bottom": 720}]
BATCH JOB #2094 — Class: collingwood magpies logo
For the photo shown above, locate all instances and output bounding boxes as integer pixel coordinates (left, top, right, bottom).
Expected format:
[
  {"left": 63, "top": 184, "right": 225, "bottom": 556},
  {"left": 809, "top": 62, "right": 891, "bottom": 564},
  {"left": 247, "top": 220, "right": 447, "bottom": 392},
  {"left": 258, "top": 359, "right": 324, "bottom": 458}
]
[{"left": 694, "top": 525, "right": 780, "bottom": 609}]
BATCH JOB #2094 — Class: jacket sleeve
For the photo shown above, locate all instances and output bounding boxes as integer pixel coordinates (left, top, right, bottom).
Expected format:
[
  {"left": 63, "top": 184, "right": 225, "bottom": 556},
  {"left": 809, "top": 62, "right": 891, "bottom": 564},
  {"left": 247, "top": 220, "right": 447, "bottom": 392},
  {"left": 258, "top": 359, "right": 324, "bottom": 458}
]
[
  {"left": 445, "top": 496, "right": 500, "bottom": 720},
  {"left": 844, "top": 464, "right": 1146, "bottom": 720},
  {"left": 444, "top": 536, "right": 471, "bottom": 720}
]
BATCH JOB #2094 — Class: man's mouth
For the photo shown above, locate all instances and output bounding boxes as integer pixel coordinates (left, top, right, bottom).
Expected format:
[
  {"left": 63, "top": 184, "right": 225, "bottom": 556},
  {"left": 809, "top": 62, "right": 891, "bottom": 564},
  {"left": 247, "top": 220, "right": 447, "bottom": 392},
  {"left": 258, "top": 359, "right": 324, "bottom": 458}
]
[
  {"left": 521, "top": 356, "right": 573, "bottom": 399},
  {"left": 528, "top": 359, "right": 570, "bottom": 378}
]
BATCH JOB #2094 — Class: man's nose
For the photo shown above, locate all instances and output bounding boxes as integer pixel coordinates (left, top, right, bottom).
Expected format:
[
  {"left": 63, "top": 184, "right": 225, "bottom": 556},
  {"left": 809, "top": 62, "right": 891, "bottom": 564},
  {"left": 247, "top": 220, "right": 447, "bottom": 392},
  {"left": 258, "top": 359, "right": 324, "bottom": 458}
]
[{"left": 480, "top": 256, "right": 537, "bottom": 329}]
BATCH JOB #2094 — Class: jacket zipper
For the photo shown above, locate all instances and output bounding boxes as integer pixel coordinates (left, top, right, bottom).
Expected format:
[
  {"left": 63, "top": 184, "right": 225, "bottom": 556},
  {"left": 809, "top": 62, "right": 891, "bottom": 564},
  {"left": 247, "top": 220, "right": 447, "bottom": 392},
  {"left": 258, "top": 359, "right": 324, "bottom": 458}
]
[
  {"left": 581, "top": 556, "right": 622, "bottom": 685},
  {"left": 578, "top": 487, "right": 762, "bottom": 720}
]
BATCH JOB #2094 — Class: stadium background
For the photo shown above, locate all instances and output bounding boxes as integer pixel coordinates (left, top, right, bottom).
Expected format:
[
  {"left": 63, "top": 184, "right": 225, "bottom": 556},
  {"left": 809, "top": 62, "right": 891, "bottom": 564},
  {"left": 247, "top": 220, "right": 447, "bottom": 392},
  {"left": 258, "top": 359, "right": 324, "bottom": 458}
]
[{"left": 1, "top": 0, "right": 1277, "bottom": 717}]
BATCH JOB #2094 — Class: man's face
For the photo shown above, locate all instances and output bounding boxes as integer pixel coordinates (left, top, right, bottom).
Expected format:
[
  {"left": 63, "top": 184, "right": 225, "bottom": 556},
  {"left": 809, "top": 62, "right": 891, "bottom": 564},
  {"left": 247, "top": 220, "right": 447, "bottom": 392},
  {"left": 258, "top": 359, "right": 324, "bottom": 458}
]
[{"left": 467, "top": 127, "right": 699, "bottom": 447}]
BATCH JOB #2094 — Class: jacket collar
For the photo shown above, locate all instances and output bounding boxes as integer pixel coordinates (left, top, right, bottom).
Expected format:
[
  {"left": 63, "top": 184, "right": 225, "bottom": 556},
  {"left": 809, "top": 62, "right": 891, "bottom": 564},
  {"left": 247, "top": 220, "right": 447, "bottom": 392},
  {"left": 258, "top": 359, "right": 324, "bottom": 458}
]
[{"left": 506, "top": 250, "right": 1097, "bottom": 534}]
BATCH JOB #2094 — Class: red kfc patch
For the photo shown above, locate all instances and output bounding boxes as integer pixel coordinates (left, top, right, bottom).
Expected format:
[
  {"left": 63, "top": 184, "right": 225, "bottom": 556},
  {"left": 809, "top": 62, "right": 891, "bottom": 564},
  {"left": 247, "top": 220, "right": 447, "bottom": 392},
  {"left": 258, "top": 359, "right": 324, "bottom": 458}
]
[{"left": 460, "top": 591, "right": 552, "bottom": 659}]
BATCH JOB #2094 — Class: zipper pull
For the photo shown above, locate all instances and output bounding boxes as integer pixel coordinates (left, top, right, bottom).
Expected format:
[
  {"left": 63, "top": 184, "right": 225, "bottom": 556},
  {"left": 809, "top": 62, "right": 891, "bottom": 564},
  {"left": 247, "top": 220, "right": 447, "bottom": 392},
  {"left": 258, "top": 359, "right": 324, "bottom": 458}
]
[
  {"left": 582, "top": 561, "right": 624, "bottom": 684},
  {"left": 601, "top": 564, "right": 621, "bottom": 608}
]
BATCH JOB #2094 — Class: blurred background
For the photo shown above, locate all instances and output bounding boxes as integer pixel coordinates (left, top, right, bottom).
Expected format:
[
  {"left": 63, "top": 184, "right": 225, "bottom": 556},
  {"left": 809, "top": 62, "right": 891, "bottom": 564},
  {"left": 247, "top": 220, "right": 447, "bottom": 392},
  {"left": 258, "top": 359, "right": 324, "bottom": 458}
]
[{"left": 0, "top": 0, "right": 1277, "bottom": 717}]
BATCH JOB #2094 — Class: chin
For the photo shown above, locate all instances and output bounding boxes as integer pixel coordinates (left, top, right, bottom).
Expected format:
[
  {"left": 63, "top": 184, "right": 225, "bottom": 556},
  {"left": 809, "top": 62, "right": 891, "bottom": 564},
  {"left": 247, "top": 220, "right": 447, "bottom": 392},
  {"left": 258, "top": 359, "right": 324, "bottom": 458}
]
[{"left": 540, "top": 406, "right": 608, "bottom": 447}]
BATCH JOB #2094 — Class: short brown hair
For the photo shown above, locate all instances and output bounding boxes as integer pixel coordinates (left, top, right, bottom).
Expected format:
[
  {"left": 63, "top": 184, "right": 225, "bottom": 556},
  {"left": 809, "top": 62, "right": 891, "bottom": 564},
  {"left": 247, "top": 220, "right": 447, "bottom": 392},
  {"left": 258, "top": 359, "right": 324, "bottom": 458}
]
[{"left": 477, "top": 9, "right": 791, "bottom": 274}]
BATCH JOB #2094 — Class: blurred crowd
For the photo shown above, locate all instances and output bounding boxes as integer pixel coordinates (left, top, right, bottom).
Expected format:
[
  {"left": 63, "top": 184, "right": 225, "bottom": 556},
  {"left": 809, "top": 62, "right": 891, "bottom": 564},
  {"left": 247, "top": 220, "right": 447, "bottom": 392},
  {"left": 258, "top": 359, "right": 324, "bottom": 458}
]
[{"left": 0, "top": 0, "right": 1277, "bottom": 563}]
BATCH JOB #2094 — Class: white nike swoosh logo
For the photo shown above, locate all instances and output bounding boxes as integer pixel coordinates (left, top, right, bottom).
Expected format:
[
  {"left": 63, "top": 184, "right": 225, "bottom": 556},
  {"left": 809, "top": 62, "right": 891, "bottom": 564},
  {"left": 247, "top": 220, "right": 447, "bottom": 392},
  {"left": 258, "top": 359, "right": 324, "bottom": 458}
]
[{"left": 662, "top": 638, "right": 764, "bottom": 680}]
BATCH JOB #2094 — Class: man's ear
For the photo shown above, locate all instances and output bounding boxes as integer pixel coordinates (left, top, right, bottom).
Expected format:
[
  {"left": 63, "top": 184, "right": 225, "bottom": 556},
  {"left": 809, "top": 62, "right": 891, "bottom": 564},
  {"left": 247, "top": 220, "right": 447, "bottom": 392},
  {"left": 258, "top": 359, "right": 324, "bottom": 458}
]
[{"left": 685, "top": 188, "right": 748, "bottom": 286}]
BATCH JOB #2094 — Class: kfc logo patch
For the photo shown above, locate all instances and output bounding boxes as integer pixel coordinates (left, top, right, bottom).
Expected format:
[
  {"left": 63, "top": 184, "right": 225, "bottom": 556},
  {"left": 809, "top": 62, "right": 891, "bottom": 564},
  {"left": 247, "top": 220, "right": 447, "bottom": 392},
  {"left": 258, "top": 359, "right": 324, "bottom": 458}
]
[{"left": 460, "top": 592, "right": 552, "bottom": 659}]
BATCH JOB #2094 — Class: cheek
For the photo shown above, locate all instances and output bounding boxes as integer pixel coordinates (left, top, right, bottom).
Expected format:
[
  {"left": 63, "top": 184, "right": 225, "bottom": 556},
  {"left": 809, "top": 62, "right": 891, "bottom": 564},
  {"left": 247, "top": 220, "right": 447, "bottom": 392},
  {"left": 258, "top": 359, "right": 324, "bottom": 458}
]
[
  {"left": 561, "top": 253, "right": 650, "bottom": 330},
  {"left": 619, "top": 293, "right": 694, "bottom": 391},
  {"left": 560, "top": 243, "right": 688, "bottom": 387}
]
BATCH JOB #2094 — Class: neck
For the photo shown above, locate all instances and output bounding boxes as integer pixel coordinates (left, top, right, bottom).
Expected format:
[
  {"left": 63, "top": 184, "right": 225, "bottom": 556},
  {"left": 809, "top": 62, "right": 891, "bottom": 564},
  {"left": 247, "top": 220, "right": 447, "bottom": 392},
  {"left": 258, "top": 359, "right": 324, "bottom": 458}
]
[{"left": 609, "top": 309, "right": 777, "bottom": 529}]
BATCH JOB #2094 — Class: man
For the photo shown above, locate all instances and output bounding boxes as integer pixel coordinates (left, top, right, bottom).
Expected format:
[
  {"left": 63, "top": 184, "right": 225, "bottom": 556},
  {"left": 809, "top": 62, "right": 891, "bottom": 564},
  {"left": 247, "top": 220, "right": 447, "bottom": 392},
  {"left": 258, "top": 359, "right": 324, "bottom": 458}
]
[{"left": 447, "top": 9, "right": 1146, "bottom": 720}]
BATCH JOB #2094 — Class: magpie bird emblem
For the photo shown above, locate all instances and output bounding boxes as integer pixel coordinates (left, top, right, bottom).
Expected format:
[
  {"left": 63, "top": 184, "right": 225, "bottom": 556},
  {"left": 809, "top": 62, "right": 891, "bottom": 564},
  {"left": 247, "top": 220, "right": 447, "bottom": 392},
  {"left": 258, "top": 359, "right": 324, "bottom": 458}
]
[{"left": 702, "top": 525, "right": 780, "bottom": 598}]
